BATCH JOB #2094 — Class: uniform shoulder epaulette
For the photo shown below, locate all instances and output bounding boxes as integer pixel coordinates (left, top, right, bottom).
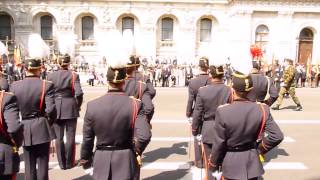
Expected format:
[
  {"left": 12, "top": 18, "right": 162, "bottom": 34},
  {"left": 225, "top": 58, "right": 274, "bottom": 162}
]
[
  {"left": 129, "top": 96, "right": 141, "bottom": 101},
  {"left": 218, "top": 104, "right": 230, "bottom": 109}
]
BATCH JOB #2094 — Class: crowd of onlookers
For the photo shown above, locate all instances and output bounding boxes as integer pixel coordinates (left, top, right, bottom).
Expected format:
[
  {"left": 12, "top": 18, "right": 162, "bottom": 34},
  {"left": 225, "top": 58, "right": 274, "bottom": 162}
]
[{"left": 1, "top": 57, "right": 320, "bottom": 88}]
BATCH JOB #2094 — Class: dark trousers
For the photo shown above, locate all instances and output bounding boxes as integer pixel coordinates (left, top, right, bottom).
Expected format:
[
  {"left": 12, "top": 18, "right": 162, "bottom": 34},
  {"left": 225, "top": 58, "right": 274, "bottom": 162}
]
[
  {"left": 0, "top": 174, "right": 16, "bottom": 180},
  {"left": 23, "top": 142, "right": 50, "bottom": 180},
  {"left": 203, "top": 143, "right": 215, "bottom": 180},
  {"left": 194, "top": 137, "right": 203, "bottom": 168},
  {"left": 53, "top": 119, "right": 77, "bottom": 169},
  {"left": 89, "top": 79, "right": 94, "bottom": 86}
]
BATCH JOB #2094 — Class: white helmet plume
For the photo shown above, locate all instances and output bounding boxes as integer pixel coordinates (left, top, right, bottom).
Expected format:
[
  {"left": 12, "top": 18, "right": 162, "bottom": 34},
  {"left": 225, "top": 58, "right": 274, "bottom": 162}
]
[{"left": 28, "top": 33, "right": 50, "bottom": 59}]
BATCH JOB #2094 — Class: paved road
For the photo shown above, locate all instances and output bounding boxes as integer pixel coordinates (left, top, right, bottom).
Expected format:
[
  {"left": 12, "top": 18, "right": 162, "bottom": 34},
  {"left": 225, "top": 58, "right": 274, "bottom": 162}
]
[{"left": 16, "top": 86, "right": 320, "bottom": 180}]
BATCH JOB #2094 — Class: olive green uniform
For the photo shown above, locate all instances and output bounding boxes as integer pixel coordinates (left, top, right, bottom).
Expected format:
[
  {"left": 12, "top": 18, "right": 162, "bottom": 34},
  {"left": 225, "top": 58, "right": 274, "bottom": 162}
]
[{"left": 275, "top": 65, "right": 301, "bottom": 108}]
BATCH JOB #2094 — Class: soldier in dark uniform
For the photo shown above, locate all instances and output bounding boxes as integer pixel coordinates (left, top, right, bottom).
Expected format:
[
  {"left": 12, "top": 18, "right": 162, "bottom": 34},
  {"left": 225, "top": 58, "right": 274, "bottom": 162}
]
[
  {"left": 47, "top": 54, "right": 83, "bottom": 169},
  {"left": 130, "top": 56, "right": 156, "bottom": 100},
  {"left": 272, "top": 59, "right": 302, "bottom": 111},
  {"left": 208, "top": 71, "right": 284, "bottom": 180},
  {"left": 125, "top": 55, "right": 154, "bottom": 122},
  {"left": 80, "top": 62, "right": 151, "bottom": 180},
  {"left": 248, "top": 61, "right": 279, "bottom": 106},
  {"left": 192, "top": 65, "right": 233, "bottom": 179},
  {"left": 0, "top": 91, "right": 23, "bottom": 180},
  {"left": 186, "top": 57, "right": 210, "bottom": 168},
  {"left": 10, "top": 58, "right": 56, "bottom": 180},
  {"left": 0, "top": 66, "right": 9, "bottom": 91}
]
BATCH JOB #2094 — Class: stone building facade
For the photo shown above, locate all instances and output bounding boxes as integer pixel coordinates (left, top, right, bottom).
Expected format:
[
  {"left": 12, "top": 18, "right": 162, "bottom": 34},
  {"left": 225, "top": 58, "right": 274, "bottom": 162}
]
[{"left": 1, "top": 0, "right": 320, "bottom": 65}]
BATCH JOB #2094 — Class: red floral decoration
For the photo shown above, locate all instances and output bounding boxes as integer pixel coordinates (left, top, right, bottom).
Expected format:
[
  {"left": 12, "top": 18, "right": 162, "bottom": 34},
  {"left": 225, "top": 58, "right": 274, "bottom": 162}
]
[{"left": 250, "top": 44, "right": 263, "bottom": 59}]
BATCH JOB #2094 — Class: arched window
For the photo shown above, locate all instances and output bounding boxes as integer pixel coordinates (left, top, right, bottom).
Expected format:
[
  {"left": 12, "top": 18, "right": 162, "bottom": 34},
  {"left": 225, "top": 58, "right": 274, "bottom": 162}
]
[
  {"left": 255, "top": 25, "right": 269, "bottom": 44},
  {"left": 200, "top": 18, "right": 212, "bottom": 42},
  {"left": 122, "top": 17, "right": 134, "bottom": 34},
  {"left": 299, "top": 28, "right": 313, "bottom": 41},
  {"left": 41, "top": 15, "right": 53, "bottom": 40},
  {"left": 161, "top": 17, "right": 173, "bottom": 41},
  {"left": 0, "top": 14, "right": 12, "bottom": 40},
  {"left": 82, "top": 16, "right": 94, "bottom": 40}
]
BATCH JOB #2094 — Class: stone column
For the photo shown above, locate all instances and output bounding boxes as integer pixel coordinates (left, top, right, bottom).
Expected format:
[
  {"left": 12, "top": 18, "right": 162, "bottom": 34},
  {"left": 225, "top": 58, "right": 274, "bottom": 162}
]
[
  {"left": 14, "top": 24, "right": 33, "bottom": 55},
  {"left": 274, "top": 11, "right": 294, "bottom": 62},
  {"left": 136, "top": 24, "right": 157, "bottom": 58},
  {"left": 176, "top": 26, "right": 196, "bottom": 64},
  {"left": 227, "top": 10, "right": 253, "bottom": 64}
]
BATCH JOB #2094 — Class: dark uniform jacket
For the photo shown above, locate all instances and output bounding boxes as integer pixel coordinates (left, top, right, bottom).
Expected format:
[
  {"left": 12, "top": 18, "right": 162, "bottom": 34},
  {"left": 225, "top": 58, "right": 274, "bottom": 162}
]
[
  {"left": 47, "top": 70, "right": 83, "bottom": 119},
  {"left": 209, "top": 99, "right": 284, "bottom": 180},
  {"left": 0, "top": 92, "right": 23, "bottom": 175},
  {"left": 192, "top": 82, "right": 232, "bottom": 144},
  {"left": 81, "top": 90, "right": 151, "bottom": 180},
  {"left": 248, "top": 71, "right": 279, "bottom": 106},
  {"left": 186, "top": 74, "right": 211, "bottom": 117},
  {"left": 10, "top": 76, "right": 56, "bottom": 146},
  {"left": 135, "top": 72, "right": 156, "bottom": 99},
  {"left": 124, "top": 77, "right": 154, "bottom": 122},
  {"left": 0, "top": 78, "right": 9, "bottom": 92}
]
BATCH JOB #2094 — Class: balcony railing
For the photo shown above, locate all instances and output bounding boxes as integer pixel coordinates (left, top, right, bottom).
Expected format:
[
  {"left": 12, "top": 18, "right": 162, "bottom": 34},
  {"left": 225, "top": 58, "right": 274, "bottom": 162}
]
[
  {"left": 160, "top": 40, "right": 174, "bottom": 47},
  {"left": 79, "top": 40, "right": 97, "bottom": 47}
]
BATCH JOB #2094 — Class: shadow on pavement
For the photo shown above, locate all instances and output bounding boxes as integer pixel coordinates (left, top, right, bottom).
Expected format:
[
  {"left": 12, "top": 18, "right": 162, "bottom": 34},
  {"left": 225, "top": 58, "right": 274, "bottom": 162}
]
[
  {"left": 280, "top": 105, "right": 297, "bottom": 110},
  {"left": 142, "top": 169, "right": 189, "bottom": 180},
  {"left": 264, "top": 147, "right": 289, "bottom": 162},
  {"left": 143, "top": 142, "right": 188, "bottom": 162},
  {"left": 72, "top": 174, "right": 94, "bottom": 180}
]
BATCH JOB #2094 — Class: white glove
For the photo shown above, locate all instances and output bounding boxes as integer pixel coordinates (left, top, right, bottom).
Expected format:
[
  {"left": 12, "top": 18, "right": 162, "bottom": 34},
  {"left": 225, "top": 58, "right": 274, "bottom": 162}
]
[
  {"left": 196, "top": 134, "right": 202, "bottom": 142},
  {"left": 187, "top": 117, "right": 193, "bottom": 125},
  {"left": 280, "top": 82, "right": 286, "bottom": 87},
  {"left": 212, "top": 171, "right": 222, "bottom": 180}
]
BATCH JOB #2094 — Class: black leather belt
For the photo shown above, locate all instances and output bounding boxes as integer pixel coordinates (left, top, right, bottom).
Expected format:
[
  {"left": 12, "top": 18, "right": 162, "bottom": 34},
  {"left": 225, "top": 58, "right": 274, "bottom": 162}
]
[
  {"left": 227, "top": 143, "right": 256, "bottom": 152},
  {"left": 22, "top": 116, "right": 44, "bottom": 120},
  {"left": 56, "top": 92, "right": 73, "bottom": 98},
  {"left": 96, "top": 145, "right": 131, "bottom": 151}
]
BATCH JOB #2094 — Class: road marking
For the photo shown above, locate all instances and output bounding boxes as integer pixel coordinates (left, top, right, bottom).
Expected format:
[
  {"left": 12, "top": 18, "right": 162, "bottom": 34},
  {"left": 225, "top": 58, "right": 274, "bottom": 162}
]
[
  {"left": 142, "top": 162, "right": 308, "bottom": 170},
  {"left": 72, "top": 135, "right": 295, "bottom": 144},
  {"left": 263, "top": 162, "right": 308, "bottom": 170},
  {"left": 81, "top": 161, "right": 308, "bottom": 176},
  {"left": 19, "top": 162, "right": 59, "bottom": 171},
  {"left": 149, "top": 119, "right": 320, "bottom": 125}
]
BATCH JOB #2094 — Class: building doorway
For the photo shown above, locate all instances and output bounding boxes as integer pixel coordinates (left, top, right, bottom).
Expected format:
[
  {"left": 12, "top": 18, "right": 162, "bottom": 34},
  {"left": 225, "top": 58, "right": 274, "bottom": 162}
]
[{"left": 298, "top": 28, "right": 314, "bottom": 64}]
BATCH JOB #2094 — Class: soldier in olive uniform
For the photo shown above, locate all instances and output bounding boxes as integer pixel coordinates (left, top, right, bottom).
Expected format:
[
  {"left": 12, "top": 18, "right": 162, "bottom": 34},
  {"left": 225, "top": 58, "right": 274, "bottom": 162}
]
[
  {"left": 248, "top": 61, "right": 279, "bottom": 106},
  {"left": 186, "top": 57, "right": 211, "bottom": 168},
  {"left": 125, "top": 56, "right": 154, "bottom": 123},
  {"left": 272, "top": 59, "right": 302, "bottom": 111},
  {"left": 47, "top": 54, "right": 83, "bottom": 169},
  {"left": 208, "top": 72, "right": 284, "bottom": 180},
  {"left": 10, "top": 58, "right": 56, "bottom": 180},
  {"left": 192, "top": 65, "right": 233, "bottom": 179},
  {"left": 0, "top": 91, "right": 23, "bottom": 180},
  {"left": 80, "top": 63, "right": 151, "bottom": 180}
]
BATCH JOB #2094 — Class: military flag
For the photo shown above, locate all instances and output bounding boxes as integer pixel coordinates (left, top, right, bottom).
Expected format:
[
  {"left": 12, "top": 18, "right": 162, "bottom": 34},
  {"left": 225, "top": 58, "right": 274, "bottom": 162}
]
[{"left": 13, "top": 45, "right": 22, "bottom": 66}]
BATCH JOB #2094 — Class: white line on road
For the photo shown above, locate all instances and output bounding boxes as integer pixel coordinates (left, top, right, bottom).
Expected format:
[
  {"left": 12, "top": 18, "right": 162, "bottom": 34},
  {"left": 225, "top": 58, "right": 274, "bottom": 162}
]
[
  {"left": 263, "top": 162, "right": 308, "bottom": 170},
  {"left": 143, "top": 162, "right": 308, "bottom": 170},
  {"left": 77, "top": 118, "right": 320, "bottom": 125},
  {"left": 81, "top": 162, "right": 307, "bottom": 174},
  {"left": 149, "top": 119, "right": 320, "bottom": 125}
]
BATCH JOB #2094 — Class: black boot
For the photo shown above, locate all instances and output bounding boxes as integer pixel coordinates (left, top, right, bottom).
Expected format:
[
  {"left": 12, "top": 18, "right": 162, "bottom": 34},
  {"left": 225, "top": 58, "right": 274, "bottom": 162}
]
[
  {"left": 272, "top": 105, "right": 280, "bottom": 110},
  {"left": 294, "top": 104, "right": 302, "bottom": 111}
]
